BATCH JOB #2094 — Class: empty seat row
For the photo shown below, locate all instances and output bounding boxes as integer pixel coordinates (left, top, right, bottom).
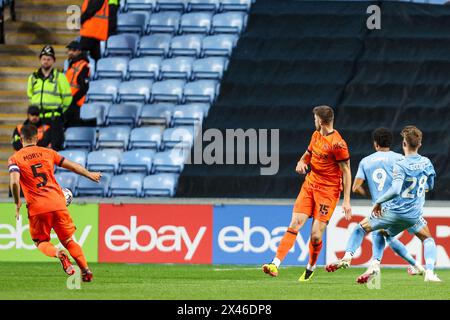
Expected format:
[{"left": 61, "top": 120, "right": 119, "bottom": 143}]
[
  {"left": 104, "top": 33, "right": 238, "bottom": 58},
  {"left": 86, "top": 79, "right": 219, "bottom": 104},
  {"left": 81, "top": 102, "right": 208, "bottom": 127},
  {"left": 56, "top": 171, "right": 179, "bottom": 197},
  {"left": 95, "top": 56, "right": 228, "bottom": 81},
  {"left": 117, "top": 11, "right": 247, "bottom": 36},
  {"left": 58, "top": 147, "right": 188, "bottom": 175},
  {"left": 121, "top": 0, "right": 253, "bottom": 13},
  {"left": 64, "top": 125, "right": 196, "bottom": 151}
]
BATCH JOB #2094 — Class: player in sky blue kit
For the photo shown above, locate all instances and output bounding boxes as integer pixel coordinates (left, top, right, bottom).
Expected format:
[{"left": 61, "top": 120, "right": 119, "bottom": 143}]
[
  {"left": 326, "top": 126, "right": 441, "bottom": 282},
  {"left": 348, "top": 128, "right": 430, "bottom": 283}
]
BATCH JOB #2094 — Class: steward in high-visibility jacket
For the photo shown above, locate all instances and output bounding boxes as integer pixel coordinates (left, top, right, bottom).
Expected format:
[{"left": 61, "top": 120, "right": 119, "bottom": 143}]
[
  {"left": 26, "top": 45, "right": 71, "bottom": 150},
  {"left": 64, "top": 41, "right": 91, "bottom": 128},
  {"left": 80, "top": 0, "right": 109, "bottom": 41},
  {"left": 66, "top": 43, "right": 90, "bottom": 108},
  {"left": 27, "top": 47, "right": 72, "bottom": 119},
  {"left": 79, "top": 0, "right": 109, "bottom": 61},
  {"left": 11, "top": 106, "right": 51, "bottom": 151}
]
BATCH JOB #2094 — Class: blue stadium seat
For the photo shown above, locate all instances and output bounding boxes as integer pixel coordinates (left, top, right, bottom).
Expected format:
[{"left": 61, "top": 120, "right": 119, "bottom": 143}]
[
  {"left": 120, "top": 0, "right": 126, "bottom": 12},
  {"left": 143, "top": 173, "right": 178, "bottom": 197},
  {"left": 97, "top": 126, "right": 131, "bottom": 150},
  {"left": 64, "top": 127, "right": 97, "bottom": 150},
  {"left": 221, "top": 0, "right": 252, "bottom": 12},
  {"left": 86, "top": 79, "right": 121, "bottom": 103},
  {"left": 181, "top": 102, "right": 211, "bottom": 116},
  {"left": 188, "top": 0, "right": 220, "bottom": 12},
  {"left": 105, "top": 34, "right": 139, "bottom": 57},
  {"left": 100, "top": 40, "right": 106, "bottom": 57},
  {"left": 192, "top": 57, "right": 227, "bottom": 79},
  {"left": 160, "top": 57, "right": 194, "bottom": 80},
  {"left": 117, "top": 12, "right": 148, "bottom": 35},
  {"left": 106, "top": 103, "right": 141, "bottom": 126},
  {"left": 157, "top": 0, "right": 188, "bottom": 12},
  {"left": 147, "top": 12, "right": 181, "bottom": 34},
  {"left": 129, "top": 126, "right": 163, "bottom": 150},
  {"left": 151, "top": 79, "right": 185, "bottom": 103},
  {"left": 109, "top": 173, "right": 144, "bottom": 197},
  {"left": 137, "top": 34, "right": 172, "bottom": 57},
  {"left": 183, "top": 80, "right": 219, "bottom": 103},
  {"left": 76, "top": 173, "right": 112, "bottom": 197},
  {"left": 128, "top": 57, "right": 162, "bottom": 80},
  {"left": 57, "top": 149, "right": 88, "bottom": 172},
  {"left": 125, "top": 0, "right": 157, "bottom": 12},
  {"left": 80, "top": 102, "right": 109, "bottom": 126},
  {"left": 170, "top": 34, "right": 204, "bottom": 57},
  {"left": 118, "top": 80, "right": 153, "bottom": 103},
  {"left": 120, "top": 149, "right": 155, "bottom": 174},
  {"left": 95, "top": 57, "right": 129, "bottom": 80},
  {"left": 202, "top": 34, "right": 237, "bottom": 57},
  {"left": 162, "top": 125, "right": 195, "bottom": 149},
  {"left": 180, "top": 12, "right": 213, "bottom": 34},
  {"left": 212, "top": 12, "right": 247, "bottom": 34},
  {"left": 55, "top": 172, "right": 79, "bottom": 194},
  {"left": 153, "top": 149, "right": 187, "bottom": 173},
  {"left": 87, "top": 149, "right": 122, "bottom": 173},
  {"left": 172, "top": 104, "right": 205, "bottom": 125},
  {"left": 139, "top": 103, "right": 173, "bottom": 126}
]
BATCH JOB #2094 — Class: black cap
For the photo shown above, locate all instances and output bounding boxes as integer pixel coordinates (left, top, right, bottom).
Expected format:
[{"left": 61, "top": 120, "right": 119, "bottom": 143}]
[
  {"left": 27, "top": 106, "right": 40, "bottom": 116},
  {"left": 66, "top": 41, "right": 83, "bottom": 51},
  {"left": 40, "top": 45, "right": 55, "bottom": 59}
]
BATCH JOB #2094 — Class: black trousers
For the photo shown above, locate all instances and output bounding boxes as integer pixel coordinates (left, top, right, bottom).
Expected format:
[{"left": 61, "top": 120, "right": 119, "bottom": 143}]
[
  {"left": 41, "top": 116, "right": 65, "bottom": 151},
  {"left": 65, "top": 102, "right": 97, "bottom": 128},
  {"left": 64, "top": 102, "right": 82, "bottom": 128},
  {"left": 109, "top": 4, "right": 119, "bottom": 36},
  {"left": 80, "top": 36, "right": 101, "bottom": 61}
]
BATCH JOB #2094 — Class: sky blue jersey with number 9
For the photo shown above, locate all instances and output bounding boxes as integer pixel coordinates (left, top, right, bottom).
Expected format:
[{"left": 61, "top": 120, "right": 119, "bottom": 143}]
[
  {"left": 355, "top": 151, "right": 404, "bottom": 204},
  {"left": 380, "top": 155, "right": 436, "bottom": 219}
]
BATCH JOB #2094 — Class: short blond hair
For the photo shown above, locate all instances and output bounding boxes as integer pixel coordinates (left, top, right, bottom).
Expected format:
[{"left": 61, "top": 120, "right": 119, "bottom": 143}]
[{"left": 401, "top": 125, "right": 422, "bottom": 149}]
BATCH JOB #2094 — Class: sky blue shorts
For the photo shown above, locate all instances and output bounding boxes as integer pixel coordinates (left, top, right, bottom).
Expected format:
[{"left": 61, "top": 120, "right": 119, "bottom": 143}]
[{"left": 368, "top": 210, "right": 426, "bottom": 237}]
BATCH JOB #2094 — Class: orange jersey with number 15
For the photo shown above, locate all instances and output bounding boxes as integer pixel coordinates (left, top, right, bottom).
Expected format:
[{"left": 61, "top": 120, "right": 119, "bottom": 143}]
[
  {"left": 305, "top": 130, "right": 350, "bottom": 190},
  {"left": 8, "top": 145, "right": 66, "bottom": 216}
]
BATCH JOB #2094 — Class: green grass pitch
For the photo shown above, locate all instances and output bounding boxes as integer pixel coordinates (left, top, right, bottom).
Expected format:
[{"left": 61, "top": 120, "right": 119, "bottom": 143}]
[{"left": 0, "top": 262, "right": 448, "bottom": 300}]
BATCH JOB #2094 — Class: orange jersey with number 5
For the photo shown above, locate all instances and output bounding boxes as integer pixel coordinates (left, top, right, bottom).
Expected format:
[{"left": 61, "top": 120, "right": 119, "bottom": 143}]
[
  {"left": 305, "top": 130, "right": 350, "bottom": 190},
  {"left": 8, "top": 146, "right": 66, "bottom": 216}
]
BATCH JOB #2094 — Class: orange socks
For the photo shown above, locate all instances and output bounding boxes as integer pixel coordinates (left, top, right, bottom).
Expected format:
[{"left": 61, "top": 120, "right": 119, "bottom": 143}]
[
  {"left": 275, "top": 228, "right": 298, "bottom": 264},
  {"left": 308, "top": 240, "right": 323, "bottom": 269},
  {"left": 37, "top": 242, "right": 58, "bottom": 258},
  {"left": 64, "top": 240, "right": 88, "bottom": 270}
]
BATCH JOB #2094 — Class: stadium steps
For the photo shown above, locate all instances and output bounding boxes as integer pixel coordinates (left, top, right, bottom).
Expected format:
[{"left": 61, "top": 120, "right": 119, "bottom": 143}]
[
  {"left": 0, "top": 1, "right": 77, "bottom": 197},
  {"left": 177, "top": 0, "right": 450, "bottom": 199}
]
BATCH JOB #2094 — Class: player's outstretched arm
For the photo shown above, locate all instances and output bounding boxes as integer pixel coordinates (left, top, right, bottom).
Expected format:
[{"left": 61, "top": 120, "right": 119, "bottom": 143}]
[
  {"left": 352, "top": 178, "right": 369, "bottom": 197},
  {"left": 9, "top": 171, "right": 21, "bottom": 220},
  {"left": 338, "top": 160, "right": 352, "bottom": 220},
  {"left": 60, "top": 158, "right": 102, "bottom": 183}
]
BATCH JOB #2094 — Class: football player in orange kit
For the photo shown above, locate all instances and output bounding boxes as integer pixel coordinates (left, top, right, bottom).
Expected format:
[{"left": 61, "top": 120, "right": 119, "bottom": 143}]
[
  {"left": 262, "top": 105, "right": 353, "bottom": 281},
  {"left": 8, "top": 124, "right": 101, "bottom": 282}
]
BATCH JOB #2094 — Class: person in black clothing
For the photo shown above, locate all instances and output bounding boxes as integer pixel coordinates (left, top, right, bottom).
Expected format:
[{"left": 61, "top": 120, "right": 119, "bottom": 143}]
[
  {"left": 64, "top": 41, "right": 91, "bottom": 128},
  {"left": 12, "top": 106, "right": 52, "bottom": 151},
  {"left": 108, "top": 0, "right": 120, "bottom": 36}
]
